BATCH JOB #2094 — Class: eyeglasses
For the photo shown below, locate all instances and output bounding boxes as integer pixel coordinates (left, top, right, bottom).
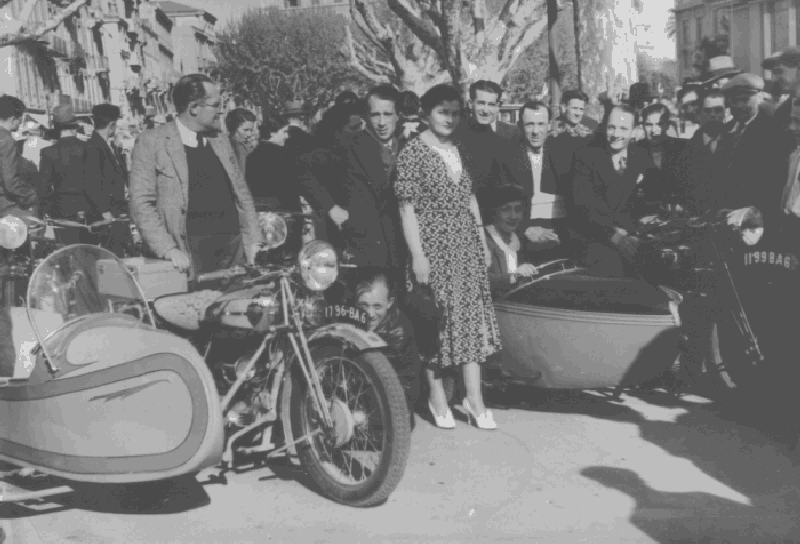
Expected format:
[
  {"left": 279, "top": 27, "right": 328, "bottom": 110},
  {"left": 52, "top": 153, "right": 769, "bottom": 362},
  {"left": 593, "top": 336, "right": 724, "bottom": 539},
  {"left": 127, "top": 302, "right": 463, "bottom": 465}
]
[
  {"left": 197, "top": 101, "right": 222, "bottom": 109},
  {"left": 703, "top": 106, "right": 726, "bottom": 115}
]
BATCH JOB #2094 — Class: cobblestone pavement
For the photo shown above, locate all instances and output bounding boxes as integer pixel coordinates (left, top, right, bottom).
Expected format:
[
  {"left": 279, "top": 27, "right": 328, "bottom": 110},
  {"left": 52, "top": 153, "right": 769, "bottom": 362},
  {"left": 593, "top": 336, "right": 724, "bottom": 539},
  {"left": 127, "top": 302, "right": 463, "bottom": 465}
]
[{"left": 2, "top": 388, "right": 799, "bottom": 543}]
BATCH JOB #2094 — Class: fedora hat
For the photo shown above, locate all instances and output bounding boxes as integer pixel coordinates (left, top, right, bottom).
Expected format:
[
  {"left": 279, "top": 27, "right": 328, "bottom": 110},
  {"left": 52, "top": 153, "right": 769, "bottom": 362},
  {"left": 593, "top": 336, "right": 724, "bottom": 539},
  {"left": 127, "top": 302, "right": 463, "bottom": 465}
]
[
  {"left": 722, "top": 73, "right": 765, "bottom": 96},
  {"left": 52, "top": 103, "right": 78, "bottom": 128},
  {"left": 702, "top": 56, "right": 742, "bottom": 84}
]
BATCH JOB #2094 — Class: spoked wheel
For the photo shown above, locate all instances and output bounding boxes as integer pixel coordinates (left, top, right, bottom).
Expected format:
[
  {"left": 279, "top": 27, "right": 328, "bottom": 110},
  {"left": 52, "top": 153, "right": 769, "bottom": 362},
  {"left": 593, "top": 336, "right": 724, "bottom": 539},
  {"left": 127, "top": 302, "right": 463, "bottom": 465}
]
[{"left": 290, "top": 345, "right": 411, "bottom": 507}]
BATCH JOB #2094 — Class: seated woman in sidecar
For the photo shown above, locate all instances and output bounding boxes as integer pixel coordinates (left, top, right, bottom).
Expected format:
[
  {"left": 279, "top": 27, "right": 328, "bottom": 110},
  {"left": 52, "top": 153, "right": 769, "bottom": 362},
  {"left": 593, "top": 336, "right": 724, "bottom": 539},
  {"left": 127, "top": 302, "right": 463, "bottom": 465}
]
[{"left": 484, "top": 185, "right": 541, "bottom": 296}]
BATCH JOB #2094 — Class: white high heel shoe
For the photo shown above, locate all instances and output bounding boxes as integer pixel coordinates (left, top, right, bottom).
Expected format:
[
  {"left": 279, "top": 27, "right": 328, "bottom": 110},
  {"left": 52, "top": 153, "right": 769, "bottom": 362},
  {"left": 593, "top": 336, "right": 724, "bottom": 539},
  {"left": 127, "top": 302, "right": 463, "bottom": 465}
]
[
  {"left": 461, "top": 398, "right": 497, "bottom": 430},
  {"left": 428, "top": 400, "right": 455, "bottom": 429}
]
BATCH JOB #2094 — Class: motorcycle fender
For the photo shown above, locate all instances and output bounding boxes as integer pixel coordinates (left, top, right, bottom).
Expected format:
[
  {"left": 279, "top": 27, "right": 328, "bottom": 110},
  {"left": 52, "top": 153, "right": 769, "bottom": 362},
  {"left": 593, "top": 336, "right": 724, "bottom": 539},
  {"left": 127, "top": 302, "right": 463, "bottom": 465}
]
[{"left": 306, "top": 323, "right": 387, "bottom": 352}]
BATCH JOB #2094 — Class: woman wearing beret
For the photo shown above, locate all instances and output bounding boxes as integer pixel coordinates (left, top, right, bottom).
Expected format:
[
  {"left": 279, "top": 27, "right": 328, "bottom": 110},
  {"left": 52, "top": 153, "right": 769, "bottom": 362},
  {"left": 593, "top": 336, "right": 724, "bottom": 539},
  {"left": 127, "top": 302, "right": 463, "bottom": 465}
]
[
  {"left": 395, "top": 84, "right": 501, "bottom": 430},
  {"left": 484, "top": 185, "right": 539, "bottom": 295}
]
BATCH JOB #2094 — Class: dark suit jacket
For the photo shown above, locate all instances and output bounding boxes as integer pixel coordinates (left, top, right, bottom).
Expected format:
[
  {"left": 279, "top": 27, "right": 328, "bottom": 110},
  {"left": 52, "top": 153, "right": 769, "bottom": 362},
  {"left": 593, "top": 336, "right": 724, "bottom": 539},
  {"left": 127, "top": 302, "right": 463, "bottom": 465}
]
[
  {"left": 632, "top": 137, "right": 687, "bottom": 209},
  {"left": 672, "top": 128, "right": 726, "bottom": 215},
  {"left": 500, "top": 140, "right": 565, "bottom": 216},
  {"left": 246, "top": 141, "right": 302, "bottom": 212},
  {"left": 714, "top": 113, "right": 794, "bottom": 226},
  {"left": 495, "top": 120, "right": 520, "bottom": 141},
  {"left": 455, "top": 120, "right": 508, "bottom": 198},
  {"left": 570, "top": 142, "right": 656, "bottom": 244},
  {"left": 297, "top": 131, "right": 400, "bottom": 268},
  {"left": 84, "top": 132, "right": 128, "bottom": 216},
  {"left": 39, "top": 136, "right": 106, "bottom": 218},
  {"left": 0, "top": 127, "right": 38, "bottom": 214}
]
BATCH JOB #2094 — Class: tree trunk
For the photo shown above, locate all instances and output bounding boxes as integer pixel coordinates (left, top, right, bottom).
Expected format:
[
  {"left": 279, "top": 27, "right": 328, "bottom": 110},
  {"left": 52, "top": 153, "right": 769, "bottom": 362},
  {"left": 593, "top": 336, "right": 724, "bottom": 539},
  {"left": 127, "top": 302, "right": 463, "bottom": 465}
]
[
  {"left": 572, "top": 0, "right": 582, "bottom": 91},
  {"left": 0, "top": 0, "right": 89, "bottom": 48},
  {"left": 578, "top": 0, "right": 638, "bottom": 108}
]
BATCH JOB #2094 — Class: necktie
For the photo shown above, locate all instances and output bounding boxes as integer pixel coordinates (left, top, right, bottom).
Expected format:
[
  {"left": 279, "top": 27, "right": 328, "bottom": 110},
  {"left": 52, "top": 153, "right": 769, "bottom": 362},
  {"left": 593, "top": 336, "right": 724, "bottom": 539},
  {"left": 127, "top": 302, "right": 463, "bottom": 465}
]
[
  {"left": 197, "top": 134, "right": 204, "bottom": 148},
  {"left": 708, "top": 138, "right": 718, "bottom": 154},
  {"left": 617, "top": 155, "right": 627, "bottom": 174}
]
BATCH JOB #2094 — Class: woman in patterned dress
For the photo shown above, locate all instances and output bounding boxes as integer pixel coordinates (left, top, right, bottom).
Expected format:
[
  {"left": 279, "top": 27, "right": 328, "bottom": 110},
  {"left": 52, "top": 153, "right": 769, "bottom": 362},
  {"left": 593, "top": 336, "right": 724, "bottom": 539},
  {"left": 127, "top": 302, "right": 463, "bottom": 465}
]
[{"left": 395, "top": 84, "right": 502, "bottom": 430}]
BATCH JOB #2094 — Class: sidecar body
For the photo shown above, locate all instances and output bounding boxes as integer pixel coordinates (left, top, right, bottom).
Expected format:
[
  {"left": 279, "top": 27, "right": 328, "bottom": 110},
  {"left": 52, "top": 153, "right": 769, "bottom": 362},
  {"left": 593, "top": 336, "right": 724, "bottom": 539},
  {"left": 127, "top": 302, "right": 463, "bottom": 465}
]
[
  {"left": 0, "top": 246, "right": 224, "bottom": 488},
  {"left": 491, "top": 261, "right": 682, "bottom": 389}
]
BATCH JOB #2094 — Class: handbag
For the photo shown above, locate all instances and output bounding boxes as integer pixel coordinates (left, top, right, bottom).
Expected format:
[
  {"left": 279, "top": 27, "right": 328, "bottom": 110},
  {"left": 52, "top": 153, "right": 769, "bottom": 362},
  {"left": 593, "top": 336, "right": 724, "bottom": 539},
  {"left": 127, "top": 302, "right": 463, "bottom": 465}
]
[{"left": 402, "top": 281, "right": 446, "bottom": 359}]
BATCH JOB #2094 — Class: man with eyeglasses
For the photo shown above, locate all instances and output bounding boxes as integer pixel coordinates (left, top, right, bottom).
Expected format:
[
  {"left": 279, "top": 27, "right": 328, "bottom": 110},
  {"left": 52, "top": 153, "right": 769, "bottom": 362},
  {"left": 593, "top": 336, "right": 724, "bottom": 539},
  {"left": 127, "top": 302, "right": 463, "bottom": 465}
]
[{"left": 130, "top": 73, "right": 262, "bottom": 283}]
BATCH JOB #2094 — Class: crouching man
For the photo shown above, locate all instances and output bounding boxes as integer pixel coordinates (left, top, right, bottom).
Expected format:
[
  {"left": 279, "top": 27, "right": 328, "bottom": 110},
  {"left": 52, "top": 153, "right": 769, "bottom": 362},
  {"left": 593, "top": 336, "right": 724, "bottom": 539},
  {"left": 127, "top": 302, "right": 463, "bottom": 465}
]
[{"left": 354, "top": 271, "right": 421, "bottom": 420}]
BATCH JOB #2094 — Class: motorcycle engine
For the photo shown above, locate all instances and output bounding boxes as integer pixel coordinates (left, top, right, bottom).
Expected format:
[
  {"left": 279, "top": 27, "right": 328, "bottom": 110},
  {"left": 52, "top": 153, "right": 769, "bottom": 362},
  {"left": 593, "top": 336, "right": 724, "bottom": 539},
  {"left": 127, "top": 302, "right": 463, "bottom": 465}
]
[{"left": 221, "top": 347, "right": 284, "bottom": 429}]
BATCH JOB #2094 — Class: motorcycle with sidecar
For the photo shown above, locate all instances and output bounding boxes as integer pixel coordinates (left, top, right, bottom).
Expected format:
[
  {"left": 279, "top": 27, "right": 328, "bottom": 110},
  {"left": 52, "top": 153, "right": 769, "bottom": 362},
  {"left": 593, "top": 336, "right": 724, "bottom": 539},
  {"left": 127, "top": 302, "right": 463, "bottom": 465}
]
[{"left": 0, "top": 211, "right": 410, "bottom": 508}]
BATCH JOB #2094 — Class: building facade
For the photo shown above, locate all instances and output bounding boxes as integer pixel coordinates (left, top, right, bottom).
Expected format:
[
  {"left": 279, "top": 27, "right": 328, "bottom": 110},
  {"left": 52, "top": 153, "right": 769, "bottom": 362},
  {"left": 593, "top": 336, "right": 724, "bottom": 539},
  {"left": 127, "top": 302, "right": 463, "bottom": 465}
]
[
  {"left": 258, "top": 0, "right": 349, "bottom": 16},
  {"left": 0, "top": 0, "right": 183, "bottom": 127},
  {"left": 675, "top": 0, "right": 800, "bottom": 84},
  {"left": 158, "top": 1, "right": 217, "bottom": 77}
]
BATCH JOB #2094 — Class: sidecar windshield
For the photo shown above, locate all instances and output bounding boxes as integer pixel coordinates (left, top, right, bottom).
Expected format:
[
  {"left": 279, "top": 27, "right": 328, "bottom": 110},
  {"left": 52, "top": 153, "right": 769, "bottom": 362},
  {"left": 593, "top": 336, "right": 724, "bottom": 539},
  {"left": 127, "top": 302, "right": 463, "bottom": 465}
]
[{"left": 27, "top": 245, "right": 153, "bottom": 348}]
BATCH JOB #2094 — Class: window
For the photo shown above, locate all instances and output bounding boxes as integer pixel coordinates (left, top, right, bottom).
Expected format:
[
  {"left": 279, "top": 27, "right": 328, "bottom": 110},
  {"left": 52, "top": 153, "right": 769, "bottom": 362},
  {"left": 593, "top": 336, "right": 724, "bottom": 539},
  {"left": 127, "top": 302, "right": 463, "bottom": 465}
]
[
  {"left": 696, "top": 16, "right": 704, "bottom": 44},
  {"left": 766, "top": 1, "right": 791, "bottom": 54},
  {"left": 682, "top": 18, "right": 691, "bottom": 46}
]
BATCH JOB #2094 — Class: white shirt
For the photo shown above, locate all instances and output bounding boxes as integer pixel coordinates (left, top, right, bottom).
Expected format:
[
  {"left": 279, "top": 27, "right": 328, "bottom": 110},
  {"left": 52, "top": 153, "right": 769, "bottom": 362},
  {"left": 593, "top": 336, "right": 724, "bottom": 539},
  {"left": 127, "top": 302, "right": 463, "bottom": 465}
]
[
  {"left": 527, "top": 147, "right": 565, "bottom": 220},
  {"left": 175, "top": 117, "right": 201, "bottom": 148},
  {"left": 611, "top": 149, "right": 628, "bottom": 172}
]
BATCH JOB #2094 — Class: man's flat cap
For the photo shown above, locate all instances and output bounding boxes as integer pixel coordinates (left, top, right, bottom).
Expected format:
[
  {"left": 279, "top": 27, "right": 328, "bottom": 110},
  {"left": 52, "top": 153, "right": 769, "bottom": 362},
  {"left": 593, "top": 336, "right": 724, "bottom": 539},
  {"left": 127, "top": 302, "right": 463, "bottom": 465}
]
[
  {"left": 778, "top": 47, "right": 800, "bottom": 68},
  {"left": 723, "top": 73, "right": 765, "bottom": 95},
  {"left": 52, "top": 103, "right": 77, "bottom": 126},
  {"left": 91, "top": 104, "right": 121, "bottom": 120}
]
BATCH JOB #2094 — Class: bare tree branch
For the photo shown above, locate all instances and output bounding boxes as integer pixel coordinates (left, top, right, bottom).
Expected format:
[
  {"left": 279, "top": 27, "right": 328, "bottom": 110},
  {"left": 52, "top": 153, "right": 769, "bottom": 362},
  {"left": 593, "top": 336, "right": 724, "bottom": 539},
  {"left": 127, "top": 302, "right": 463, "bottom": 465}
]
[
  {"left": 0, "top": 0, "right": 88, "bottom": 48},
  {"left": 345, "top": 24, "right": 393, "bottom": 83},
  {"left": 386, "top": 0, "right": 442, "bottom": 54}
]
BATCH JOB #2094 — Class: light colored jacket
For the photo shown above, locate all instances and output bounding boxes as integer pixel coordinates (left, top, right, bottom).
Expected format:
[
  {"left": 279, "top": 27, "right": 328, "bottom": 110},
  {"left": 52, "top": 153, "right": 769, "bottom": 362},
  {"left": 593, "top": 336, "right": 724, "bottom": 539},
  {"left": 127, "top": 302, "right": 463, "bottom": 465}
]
[
  {"left": 129, "top": 121, "right": 263, "bottom": 279},
  {"left": 781, "top": 147, "right": 800, "bottom": 218}
]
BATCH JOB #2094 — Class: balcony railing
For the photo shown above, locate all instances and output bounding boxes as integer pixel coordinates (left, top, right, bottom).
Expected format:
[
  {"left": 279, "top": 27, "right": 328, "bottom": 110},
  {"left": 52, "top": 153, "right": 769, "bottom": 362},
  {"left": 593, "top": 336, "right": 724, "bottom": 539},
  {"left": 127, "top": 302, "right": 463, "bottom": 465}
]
[{"left": 71, "top": 97, "right": 92, "bottom": 114}]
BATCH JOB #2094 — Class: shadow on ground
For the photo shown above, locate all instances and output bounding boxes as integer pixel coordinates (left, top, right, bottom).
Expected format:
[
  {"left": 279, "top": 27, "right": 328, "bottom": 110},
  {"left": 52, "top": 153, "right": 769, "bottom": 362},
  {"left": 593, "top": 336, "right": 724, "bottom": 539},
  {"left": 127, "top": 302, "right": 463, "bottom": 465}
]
[{"left": 483, "top": 383, "right": 800, "bottom": 543}]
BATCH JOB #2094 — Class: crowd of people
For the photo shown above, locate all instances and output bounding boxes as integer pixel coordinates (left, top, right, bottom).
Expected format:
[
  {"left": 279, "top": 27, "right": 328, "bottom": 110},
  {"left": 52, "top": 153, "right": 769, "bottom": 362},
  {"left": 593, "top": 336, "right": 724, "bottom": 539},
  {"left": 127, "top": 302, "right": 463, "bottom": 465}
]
[{"left": 4, "top": 51, "right": 800, "bottom": 424}]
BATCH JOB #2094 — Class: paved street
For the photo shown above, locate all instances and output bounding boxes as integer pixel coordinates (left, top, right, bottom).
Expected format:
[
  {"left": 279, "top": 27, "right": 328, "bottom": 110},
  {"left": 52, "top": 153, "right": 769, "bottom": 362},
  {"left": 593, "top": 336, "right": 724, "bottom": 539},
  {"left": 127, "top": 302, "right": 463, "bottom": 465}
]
[{"left": 2, "top": 388, "right": 799, "bottom": 543}]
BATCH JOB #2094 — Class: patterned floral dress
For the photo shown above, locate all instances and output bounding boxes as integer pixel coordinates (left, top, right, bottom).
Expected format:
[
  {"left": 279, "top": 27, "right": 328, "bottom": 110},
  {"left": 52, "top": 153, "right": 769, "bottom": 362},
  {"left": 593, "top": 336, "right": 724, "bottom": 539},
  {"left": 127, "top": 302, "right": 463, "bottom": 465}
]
[{"left": 395, "top": 136, "right": 501, "bottom": 368}]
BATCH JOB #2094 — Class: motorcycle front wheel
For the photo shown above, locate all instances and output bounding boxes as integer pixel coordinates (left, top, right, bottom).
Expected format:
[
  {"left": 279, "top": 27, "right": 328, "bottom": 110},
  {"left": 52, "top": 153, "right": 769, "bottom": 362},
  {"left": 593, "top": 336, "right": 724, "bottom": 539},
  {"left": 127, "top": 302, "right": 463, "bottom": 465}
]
[{"left": 290, "top": 345, "right": 411, "bottom": 507}]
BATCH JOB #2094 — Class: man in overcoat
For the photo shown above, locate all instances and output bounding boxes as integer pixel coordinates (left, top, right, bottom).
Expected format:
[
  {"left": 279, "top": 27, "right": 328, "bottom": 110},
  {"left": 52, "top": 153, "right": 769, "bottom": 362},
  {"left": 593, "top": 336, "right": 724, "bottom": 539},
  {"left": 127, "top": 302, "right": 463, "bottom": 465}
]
[
  {"left": 714, "top": 74, "right": 794, "bottom": 230},
  {"left": 298, "top": 84, "right": 402, "bottom": 270},
  {"left": 0, "top": 96, "right": 38, "bottom": 218},
  {"left": 129, "top": 74, "right": 262, "bottom": 281}
]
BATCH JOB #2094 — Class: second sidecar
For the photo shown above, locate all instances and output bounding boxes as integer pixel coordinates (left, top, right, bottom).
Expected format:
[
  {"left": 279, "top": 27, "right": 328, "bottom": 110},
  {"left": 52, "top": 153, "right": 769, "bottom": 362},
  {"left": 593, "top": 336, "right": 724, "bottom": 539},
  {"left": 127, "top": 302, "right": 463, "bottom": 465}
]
[{"left": 489, "top": 260, "right": 682, "bottom": 389}]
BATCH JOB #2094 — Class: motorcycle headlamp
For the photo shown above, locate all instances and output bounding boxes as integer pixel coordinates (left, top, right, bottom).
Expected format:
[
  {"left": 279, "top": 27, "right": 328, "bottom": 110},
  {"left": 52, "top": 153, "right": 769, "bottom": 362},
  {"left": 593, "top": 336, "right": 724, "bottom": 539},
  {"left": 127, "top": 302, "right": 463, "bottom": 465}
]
[
  {"left": 258, "top": 212, "right": 288, "bottom": 250},
  {"left": 0, "top": 215, "right": 27, "bottom": 249},
  {"left": 298, "top": 240, "right": 338, "bottom": 291}
]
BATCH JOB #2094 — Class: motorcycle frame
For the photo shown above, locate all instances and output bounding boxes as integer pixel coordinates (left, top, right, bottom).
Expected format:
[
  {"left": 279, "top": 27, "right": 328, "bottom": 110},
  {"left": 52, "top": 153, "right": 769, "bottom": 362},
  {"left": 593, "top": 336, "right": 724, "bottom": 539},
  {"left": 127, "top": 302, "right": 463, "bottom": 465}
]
[{"left": 211, "top": 272, "right": 334, "bottom": 469}]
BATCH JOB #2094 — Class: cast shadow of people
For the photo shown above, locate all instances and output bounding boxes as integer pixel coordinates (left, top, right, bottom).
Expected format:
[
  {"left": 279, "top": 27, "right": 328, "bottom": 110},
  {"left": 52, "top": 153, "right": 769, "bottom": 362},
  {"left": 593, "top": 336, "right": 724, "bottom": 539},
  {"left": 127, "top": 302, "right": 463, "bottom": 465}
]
[{"left": 581, "top": 466, "right": 800, "bottom": 543}]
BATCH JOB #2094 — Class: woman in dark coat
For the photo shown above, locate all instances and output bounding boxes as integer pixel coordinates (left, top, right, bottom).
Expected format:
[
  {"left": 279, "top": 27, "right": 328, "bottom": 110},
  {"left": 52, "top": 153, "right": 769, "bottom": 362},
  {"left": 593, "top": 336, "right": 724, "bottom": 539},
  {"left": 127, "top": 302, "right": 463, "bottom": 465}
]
[
  {"left": 245, "top": 113, "right": 302, "bottom": 213},
  {"left": 225, "top": 108, "right": 257, "bottom": 174}
]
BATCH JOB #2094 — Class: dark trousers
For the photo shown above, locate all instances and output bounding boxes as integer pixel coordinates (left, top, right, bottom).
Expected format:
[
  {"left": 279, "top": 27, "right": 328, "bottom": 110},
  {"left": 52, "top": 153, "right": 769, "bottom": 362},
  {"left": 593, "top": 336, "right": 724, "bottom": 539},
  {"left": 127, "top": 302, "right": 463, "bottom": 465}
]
[
  {"left": 188, "top": 233, "right": 245, "bottom": 290},
  {"left": 582, "top": 242, "right": 637, "bottom": 278},
  {"left": 0, "top": 305, "right": 15, "bottom": 377}
]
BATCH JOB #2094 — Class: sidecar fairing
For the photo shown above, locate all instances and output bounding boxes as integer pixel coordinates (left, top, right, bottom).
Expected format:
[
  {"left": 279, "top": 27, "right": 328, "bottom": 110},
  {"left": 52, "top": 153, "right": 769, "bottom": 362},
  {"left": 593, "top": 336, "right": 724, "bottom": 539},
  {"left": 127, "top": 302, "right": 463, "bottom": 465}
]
[
  {"left": 0, "top": 245, "right": 223, "bottom": 485},
  {"left": 492, "top": 260, "right": 682, "bottom": 389}
]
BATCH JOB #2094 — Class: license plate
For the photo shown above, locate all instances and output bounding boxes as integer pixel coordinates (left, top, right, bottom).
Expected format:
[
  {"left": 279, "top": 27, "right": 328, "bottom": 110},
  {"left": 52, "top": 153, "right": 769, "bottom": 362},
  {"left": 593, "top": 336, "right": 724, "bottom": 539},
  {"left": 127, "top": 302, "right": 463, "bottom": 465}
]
[{"left": 324, "top": 305, "right": 368, "bottom": 328}]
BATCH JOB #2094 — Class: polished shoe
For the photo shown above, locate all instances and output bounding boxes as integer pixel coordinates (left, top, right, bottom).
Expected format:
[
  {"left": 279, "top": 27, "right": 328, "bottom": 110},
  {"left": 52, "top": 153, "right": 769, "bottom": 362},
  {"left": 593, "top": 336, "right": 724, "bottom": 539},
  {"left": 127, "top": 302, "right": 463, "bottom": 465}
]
[
  {"left": 428, "top": 400, "right": 455, "bottom": 429},
  {"left": 461, "top": 398, "right": 497, "bottom": 430}
]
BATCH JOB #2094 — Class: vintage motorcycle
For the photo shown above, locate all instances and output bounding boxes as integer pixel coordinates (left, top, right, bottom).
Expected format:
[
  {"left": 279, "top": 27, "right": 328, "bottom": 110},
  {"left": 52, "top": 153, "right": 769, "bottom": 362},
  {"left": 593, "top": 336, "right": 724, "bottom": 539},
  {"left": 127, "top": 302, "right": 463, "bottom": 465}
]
[
  {"left": 0, "top": 211, "right": 411, "bottom": 508},
  {"left": 632, "top": 207, "right": 795, "bottom": 394}
]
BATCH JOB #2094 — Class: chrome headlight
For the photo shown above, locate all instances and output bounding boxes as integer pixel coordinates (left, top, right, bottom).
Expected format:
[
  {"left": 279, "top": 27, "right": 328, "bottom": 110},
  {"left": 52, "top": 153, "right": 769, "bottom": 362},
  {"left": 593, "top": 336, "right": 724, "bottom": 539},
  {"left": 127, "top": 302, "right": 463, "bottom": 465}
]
[
  {"left": 0, "top": 216, "right": 27, "bottom": 249},
  {"left": 258, "top": 212, "right": 287, "bottom": 250},
  {"left": 298, "top": 240, "right": 338, "bottom": 291}
]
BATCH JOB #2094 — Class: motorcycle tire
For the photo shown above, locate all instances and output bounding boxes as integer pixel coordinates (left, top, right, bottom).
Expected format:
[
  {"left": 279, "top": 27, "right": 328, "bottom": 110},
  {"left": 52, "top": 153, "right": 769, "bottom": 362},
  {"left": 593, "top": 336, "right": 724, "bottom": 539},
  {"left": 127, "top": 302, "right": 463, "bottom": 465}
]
[{"left": 289, "top": 345, "right": 411, "bottom": 507}]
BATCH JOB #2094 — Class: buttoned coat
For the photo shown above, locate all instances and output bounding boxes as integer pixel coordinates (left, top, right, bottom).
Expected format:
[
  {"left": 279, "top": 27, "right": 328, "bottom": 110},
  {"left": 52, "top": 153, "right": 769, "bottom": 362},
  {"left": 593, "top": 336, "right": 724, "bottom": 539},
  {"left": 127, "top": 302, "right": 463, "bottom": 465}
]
[
  {"left": 570, "top": 142, "right": 655, "bottom": 244},
  {"left": 297, "top": 131, "right": 401, "bottom": 269},
  {"left": 84, "top": 132, "right": 128, "bottom": 216},
  {"left": 0, "top": 126, "right": 38, "bottom": 215},
  {"left": 129, "top": 121, "right": 262, "bottom": 279}
]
